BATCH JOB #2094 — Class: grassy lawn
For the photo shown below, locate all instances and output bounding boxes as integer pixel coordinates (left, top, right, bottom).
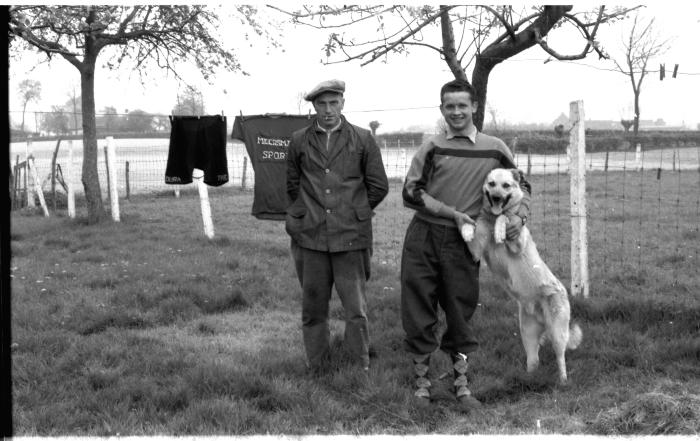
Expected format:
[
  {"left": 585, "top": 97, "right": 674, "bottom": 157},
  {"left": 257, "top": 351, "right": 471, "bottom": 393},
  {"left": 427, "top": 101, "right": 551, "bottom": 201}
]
[{"left": 10, "top": 172, "right": 700, "bottom": 435}]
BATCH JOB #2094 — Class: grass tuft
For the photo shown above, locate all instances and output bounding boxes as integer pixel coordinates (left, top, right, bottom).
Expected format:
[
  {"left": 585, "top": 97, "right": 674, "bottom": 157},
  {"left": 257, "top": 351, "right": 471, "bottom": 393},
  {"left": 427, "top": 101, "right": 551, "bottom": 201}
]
[{"left": 590, "top": 392, "right": 700, "bottom": 435}]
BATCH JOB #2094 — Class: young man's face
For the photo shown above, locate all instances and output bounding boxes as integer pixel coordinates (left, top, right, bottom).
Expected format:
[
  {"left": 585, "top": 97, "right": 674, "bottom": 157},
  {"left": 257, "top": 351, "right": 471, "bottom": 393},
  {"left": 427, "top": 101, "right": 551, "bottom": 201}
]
[
  {"left": 440, "top": 91, "right": 477, "bottom": 133},
  {"left": 313, "top": 92, "right": 345, "bottom": 129}
]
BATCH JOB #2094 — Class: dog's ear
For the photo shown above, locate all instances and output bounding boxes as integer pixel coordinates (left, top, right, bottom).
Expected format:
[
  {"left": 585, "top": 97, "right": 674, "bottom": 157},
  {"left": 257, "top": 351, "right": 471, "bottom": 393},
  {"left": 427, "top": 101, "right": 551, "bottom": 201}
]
[{"left": 510, "top": 169, "right": 521, "bottom": 183}]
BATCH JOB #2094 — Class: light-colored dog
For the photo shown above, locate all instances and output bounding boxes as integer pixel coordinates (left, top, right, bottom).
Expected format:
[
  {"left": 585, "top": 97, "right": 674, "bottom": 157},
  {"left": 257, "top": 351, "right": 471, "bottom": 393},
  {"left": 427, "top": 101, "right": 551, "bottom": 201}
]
[{"left": 461, "top": 168, "right": 582, "bottom": 383}]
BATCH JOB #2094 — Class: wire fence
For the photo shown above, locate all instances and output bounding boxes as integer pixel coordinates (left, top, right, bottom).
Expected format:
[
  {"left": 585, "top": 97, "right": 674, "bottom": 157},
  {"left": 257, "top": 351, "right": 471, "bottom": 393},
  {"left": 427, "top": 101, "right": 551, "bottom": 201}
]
[{"left": 9, "top": 136, "right": 700, "bottom": 294}]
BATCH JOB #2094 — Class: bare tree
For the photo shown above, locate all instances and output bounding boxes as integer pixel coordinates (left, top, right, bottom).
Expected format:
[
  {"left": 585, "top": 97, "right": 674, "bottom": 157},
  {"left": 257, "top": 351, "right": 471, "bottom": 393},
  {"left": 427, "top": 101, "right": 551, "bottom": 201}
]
[
  {"left": 17, "top": 79, "right": 42, "bottom": 133},
  {"left": 270, "top": 5, "right": 640, "bottom": 130},
  {"left": 611, "top": 12, "right": 669, "bottom": 141},
  {"left": 369, "top": 120, "right": 381, "bottom": 136},
  {"left": 172, "top": 85, "right": 206, "bottom": 116},
  {"left": 9, "top": 5, "right": 274, "bottom": 223}
]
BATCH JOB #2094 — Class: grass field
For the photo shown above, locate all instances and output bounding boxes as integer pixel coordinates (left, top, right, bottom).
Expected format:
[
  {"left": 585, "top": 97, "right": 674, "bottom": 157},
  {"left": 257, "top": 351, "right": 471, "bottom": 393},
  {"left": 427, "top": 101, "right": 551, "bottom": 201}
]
[{"left": 9, "top": 172, "right": 700, "bottom": 435}]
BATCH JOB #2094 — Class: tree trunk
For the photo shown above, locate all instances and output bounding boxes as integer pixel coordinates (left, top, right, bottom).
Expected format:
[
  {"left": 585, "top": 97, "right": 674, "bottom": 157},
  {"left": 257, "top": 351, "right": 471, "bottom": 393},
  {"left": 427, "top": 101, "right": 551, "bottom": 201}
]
[
  {"left": 80, "top": 62, "right": 105, "bottom": 223},
  {"left": 440, "top": 6, "right": 467, "bottom": 82},
  {"left": 633, "top": 91, "right": 640, "bottom": 143},
  {"left": 471, "top": 61, "right": 496, "bottom": 131},
  {"left": 21, "top": 102, "right": 27, "bottom": 133}
]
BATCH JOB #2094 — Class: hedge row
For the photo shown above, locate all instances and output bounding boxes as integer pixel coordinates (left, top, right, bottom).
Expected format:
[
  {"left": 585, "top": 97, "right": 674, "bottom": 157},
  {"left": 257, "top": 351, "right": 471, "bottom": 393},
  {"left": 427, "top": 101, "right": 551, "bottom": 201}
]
[{"left": 493, "top": 131, "right": 700, "bottom": 154}]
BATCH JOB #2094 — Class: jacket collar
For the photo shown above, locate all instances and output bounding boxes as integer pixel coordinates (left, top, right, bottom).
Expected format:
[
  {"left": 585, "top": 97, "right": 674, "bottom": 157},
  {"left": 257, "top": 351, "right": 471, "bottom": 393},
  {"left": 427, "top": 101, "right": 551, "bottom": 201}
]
[
  {"left": 314, "top": 115, "right": 345, "bottom": 134},
  {"left": 445, "top": 124, "right": 477, "bottom": 143}
]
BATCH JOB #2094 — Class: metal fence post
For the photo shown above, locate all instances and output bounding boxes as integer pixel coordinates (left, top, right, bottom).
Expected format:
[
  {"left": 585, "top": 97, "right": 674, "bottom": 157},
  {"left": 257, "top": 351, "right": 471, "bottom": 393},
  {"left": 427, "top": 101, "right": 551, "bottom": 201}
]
[{"left": 569, "top": 100, "right": 589, "bottom": 298}]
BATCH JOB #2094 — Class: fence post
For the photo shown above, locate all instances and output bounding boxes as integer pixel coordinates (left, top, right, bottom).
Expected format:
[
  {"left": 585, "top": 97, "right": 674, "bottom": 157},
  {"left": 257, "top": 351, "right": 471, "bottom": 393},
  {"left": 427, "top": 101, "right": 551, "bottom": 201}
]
[
  {"left": 569, "top": 100, "right": 589, "bottom": 298},
  {"left": 66, "top": 140, "right": 75, "bottom": 218},
  {"left": 604, "top": 151, "right": 609, "bottom": 172},
  {"left": 106, "top": 136, "right": 120, "bottom": 222},
  {"left": 28, "top": 157, "right": 49, "bottom": 217},
  {"left": 26, "top": 138, "right": 35, "bottom": 208},
  {"left": 125, "top": 161, "right": 131, "bottom": 201},
  {"left": 635, "top": 143, "right": 642, "bottom": 171},
  {"left": 13, "top": 155, "right": 20, "bottom": 209},
  {"left": 194, "top": 168, "right": 215, "bottom": 238},
  {"left": 103, "top": 145, "right": 111, "bottom": 206},
  {"left": 51, "top": 138, "right": 62, "bottom": 212},
  {"left": 241, "top": 156, "right": 248, "bottom": 190}
]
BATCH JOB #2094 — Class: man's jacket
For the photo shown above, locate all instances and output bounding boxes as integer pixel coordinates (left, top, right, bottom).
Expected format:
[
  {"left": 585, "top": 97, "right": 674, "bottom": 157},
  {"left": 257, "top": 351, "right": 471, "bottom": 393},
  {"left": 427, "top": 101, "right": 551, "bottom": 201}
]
[{"left": 286, "top": 116, "right": 389, "bottom": 252}]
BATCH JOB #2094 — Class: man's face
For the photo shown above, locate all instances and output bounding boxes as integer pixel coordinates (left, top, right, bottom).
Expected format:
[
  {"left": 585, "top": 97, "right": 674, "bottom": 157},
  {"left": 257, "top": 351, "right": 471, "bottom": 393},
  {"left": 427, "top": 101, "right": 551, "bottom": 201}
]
[
  {"left": 440, "top": 91, "right": 477, "bottom": 132},
  {"left": 313, "top": 92, "right": 344, "bottom": 129}
]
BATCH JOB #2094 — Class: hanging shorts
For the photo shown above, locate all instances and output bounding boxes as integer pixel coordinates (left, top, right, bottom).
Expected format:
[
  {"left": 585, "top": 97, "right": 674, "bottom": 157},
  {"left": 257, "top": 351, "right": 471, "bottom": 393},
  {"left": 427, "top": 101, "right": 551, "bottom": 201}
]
[{"left": 165, "top": 115, "right": 229, "bottom": 186}]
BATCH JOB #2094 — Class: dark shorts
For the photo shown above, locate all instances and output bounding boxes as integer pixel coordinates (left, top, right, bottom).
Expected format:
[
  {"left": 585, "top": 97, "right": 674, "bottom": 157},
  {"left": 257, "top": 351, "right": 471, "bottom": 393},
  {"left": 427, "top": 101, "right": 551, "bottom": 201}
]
[{"left": 165, "top": 115, "right": 228, "bottom": 186}]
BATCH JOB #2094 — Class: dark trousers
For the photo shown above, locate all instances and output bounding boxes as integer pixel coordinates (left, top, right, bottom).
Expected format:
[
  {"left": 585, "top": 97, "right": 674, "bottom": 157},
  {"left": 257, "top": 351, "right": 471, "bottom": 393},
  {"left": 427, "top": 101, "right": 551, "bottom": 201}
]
[
  {"left": 291, "top": 241, "right": 371, "bottom": 368},
  {"left": 400, "top": 217, "right": 480, "bottom": 356}
]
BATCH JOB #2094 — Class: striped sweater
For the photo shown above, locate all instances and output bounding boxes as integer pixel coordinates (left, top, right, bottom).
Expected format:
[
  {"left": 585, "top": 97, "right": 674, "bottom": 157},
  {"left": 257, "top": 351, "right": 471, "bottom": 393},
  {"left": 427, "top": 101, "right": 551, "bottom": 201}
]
[{"left": 402, "top": 130, "right": 530, "bottom": 226}]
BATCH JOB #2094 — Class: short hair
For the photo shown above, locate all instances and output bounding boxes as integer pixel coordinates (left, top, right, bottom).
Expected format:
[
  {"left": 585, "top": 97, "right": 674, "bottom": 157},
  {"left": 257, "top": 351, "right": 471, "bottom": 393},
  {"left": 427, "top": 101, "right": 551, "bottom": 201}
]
[{"left": 440, "top": 79, "right": 478, "bottom": 104}]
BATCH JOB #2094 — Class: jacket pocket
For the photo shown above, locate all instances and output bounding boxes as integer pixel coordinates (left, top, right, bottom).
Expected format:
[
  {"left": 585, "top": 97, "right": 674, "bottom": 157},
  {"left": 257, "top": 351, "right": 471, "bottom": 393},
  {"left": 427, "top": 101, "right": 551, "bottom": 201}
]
[
  {"left": 286, "top": 203, "right": 307, "bottom": 218},
  {"left": 355, "top": 206, "right": 373, "bottom": 221},
  {"left": 343, "top": 151, "right": 364, "bottom": 178}
]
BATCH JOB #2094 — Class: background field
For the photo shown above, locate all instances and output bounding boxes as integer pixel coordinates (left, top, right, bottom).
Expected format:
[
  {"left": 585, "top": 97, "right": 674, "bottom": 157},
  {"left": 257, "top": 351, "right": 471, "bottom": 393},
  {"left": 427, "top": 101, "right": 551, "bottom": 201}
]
[{"left": 10, "top": 170, "right": 700, "bottom": 435}]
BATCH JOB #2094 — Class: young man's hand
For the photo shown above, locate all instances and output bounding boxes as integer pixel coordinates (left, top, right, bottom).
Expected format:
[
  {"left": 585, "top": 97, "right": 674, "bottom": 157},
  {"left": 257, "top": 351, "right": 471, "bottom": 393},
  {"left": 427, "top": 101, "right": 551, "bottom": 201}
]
[{"left": 454, "top": 211, "right": 475, "bottom": 230}]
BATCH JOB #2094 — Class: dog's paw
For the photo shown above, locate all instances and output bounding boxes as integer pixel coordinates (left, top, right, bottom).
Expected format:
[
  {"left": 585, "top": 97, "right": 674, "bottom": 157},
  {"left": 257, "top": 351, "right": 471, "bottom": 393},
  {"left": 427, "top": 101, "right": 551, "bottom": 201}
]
[
  {"left": 460, "top": 223, "right": 475, "bottom": 242},
  {"left": 494, "top": 215, "right": 507, "bottom": 243}
]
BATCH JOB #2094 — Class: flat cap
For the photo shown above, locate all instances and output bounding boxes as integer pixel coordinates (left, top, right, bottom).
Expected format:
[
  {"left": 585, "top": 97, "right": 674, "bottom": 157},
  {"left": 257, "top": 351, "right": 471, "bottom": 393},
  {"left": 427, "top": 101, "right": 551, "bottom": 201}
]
[{"left": 304, "top": 79, "right": 345, "bottom": 102}]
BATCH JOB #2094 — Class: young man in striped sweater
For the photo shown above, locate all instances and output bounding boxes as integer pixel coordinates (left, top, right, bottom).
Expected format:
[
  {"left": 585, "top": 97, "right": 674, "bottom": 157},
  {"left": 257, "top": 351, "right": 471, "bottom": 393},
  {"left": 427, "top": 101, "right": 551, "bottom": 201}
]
[{"left": 400, "top": 79, "right": 531, "bottom": 408}]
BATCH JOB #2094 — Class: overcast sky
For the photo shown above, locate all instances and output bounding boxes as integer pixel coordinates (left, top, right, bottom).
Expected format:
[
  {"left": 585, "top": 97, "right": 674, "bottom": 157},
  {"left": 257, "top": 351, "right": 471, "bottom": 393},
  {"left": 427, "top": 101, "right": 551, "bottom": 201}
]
[{"left": 8, "top": 3, "right": 700, "bottom": 133}]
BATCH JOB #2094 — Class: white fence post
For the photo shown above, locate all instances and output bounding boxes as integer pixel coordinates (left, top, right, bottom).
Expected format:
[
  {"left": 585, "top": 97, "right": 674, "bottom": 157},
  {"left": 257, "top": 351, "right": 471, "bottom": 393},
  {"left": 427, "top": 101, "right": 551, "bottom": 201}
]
[
  {"left": 194, "top": 168, "right": 215, "bottom": 239},
  {"left": 28, "top": 157, "right": 49, "bottom": 217},
  {"left": 66, "top": 140, "right": 76, "bottom": 218},
  {"left": 569, "top": 100, "right": 589, "bottom": 298},
  {"left": 635, "top": 143, "right": 642, "bottom": 171},
  {"left": 26, "top": 138, "right": 35, "bottom": 208},
  {"left": 106, "top": 137, "right": 120, "bottom": 222}
]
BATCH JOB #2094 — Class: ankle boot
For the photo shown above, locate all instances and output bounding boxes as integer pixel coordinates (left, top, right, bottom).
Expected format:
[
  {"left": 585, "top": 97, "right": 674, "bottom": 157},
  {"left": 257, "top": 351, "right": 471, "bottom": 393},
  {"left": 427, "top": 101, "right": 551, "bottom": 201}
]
[
  {"left": 412, "top": 354, "right": 431, "bottom": 402},
  {"left": 452, "top": 352, "right": 481, "bottom": 407}
]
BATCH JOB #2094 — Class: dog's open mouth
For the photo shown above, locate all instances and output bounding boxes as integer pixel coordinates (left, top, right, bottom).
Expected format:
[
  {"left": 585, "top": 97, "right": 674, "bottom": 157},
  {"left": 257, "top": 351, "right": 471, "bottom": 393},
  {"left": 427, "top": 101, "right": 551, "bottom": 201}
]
[{"left": 485, "top": 191, "right": 511, "bottom": 215}]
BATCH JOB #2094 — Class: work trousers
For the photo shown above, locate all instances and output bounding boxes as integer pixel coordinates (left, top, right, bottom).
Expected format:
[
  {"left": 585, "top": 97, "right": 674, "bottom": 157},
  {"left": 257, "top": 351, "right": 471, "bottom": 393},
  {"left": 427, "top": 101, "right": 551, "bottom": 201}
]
[
  {"left": 291, "top": 241, "right": 371, "bottom": 368},
  {"left": 400, "top": 217, "right": 480, "bottom": 356}
]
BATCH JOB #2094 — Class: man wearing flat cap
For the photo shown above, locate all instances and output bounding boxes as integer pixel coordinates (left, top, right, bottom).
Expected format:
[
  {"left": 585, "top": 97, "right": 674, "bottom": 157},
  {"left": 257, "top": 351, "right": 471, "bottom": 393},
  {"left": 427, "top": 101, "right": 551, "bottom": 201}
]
[{"left": 286, "top": 79, "right": 389, "bottom": 374}]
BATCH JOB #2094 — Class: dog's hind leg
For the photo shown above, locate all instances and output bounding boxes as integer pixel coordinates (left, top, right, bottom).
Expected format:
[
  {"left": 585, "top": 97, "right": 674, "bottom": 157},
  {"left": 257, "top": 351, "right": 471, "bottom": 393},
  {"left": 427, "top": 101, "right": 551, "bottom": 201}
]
[
  {"left": 518, "top": 304, "right": 544, "bottom": 373},
  {"left": 550, "top": 327, "right": 569, "bottom": 384}
]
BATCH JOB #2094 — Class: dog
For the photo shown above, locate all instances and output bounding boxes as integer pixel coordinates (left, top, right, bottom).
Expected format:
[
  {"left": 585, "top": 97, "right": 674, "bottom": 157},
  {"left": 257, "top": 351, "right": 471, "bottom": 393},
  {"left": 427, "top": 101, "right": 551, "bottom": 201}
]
[{"left": 460, "top": 168, "right": 582, "bottom": 383}]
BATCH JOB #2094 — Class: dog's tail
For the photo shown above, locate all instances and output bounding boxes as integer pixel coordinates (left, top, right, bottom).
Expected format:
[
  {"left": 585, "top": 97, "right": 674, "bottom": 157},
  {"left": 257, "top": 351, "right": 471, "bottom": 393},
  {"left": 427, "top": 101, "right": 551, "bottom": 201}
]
[{"left": 567, "top": 322, "right": 583, "bottom": 350}]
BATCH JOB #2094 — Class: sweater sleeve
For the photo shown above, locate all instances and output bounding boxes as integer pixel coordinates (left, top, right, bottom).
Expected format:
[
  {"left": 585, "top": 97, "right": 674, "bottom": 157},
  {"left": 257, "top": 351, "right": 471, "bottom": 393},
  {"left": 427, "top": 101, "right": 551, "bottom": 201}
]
[{"left": 402, "top": 139, "right": 457, "bottom": 219}]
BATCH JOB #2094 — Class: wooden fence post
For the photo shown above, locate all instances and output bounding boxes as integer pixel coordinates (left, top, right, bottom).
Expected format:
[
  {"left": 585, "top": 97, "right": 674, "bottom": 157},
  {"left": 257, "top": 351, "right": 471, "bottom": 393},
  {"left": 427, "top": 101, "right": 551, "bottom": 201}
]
[
  {"left": 104, "top": 145, "right": 111, "bottom": 206},
  {"left": 51, "top": 138, "right": 62, "bottom": 211},
  {"left": 106, "top": 136, "right": 120, "bottom": 222},
  {"left": 125, "top": 161, "right": 131, "bottom": 201},
  {"left": 604, "top": 151, "right": 609, "bottom": 172},
  {"left": 241, "top": 156, "right": 248, "bottom": 190},
  {"left": 635, "top": 143, "right": 642, "bottom": 171},
  {"left": 569, "top": 100, "right": 589, "bottom": 298},
  {"left": 26, "top": 139, "right": 35, "bottom": 208},
  {"left": 13, "top": 155, "right": 20, "bottom": 209},
  {"left": 28, "top": 157, "right": 49, "bottom": 217},
  {"left": 66, "top": 140, "right": 75, "bottom": 218},
  {"left": 194, "top": 168, "right": 215, "bottom": 238}
]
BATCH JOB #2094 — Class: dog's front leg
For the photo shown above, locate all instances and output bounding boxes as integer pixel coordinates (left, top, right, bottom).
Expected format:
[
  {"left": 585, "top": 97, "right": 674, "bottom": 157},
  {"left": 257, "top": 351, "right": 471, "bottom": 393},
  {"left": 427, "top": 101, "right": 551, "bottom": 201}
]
[{"left": 494, "top": 215, "right": 508, "bottom": 243}]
